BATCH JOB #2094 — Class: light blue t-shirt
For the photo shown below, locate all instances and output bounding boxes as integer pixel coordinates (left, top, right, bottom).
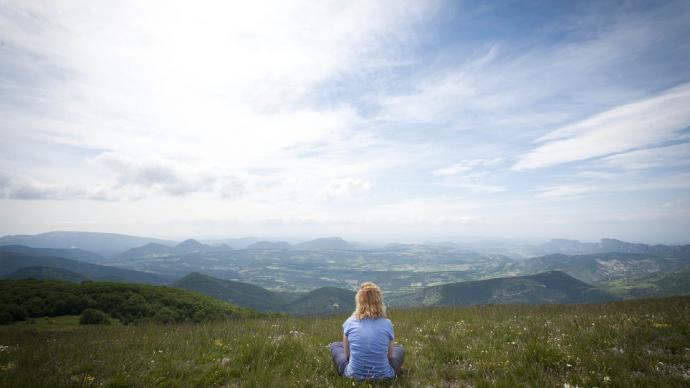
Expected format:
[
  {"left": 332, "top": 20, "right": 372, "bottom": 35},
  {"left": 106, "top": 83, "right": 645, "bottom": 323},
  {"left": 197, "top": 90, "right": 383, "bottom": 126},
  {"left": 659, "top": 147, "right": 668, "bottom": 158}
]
[{"left": 343, "top": 316, "right": 395, "bottom": 379}]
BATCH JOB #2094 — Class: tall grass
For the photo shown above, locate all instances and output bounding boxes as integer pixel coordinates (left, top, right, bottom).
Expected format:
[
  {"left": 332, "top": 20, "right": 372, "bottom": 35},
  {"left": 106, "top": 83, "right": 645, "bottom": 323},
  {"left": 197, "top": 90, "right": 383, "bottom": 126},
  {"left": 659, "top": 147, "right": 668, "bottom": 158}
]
[{"left": 1, "top": 296, "right": 689, "bottom": 387}]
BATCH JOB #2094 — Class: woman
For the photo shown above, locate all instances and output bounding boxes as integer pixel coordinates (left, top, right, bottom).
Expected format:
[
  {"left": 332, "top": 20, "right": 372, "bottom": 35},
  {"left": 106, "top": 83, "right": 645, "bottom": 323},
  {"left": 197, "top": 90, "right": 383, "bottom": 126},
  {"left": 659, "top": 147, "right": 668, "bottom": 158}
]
[{"left": 329, "top": 282, "right": 404, "bottom": 380}]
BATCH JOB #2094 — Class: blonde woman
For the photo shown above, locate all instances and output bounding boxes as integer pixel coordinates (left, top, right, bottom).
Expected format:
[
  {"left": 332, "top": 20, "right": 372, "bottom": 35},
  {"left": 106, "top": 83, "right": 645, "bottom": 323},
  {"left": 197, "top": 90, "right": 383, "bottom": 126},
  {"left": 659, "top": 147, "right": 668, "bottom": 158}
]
[{"left": 329, "top": 282, "right": 404, "bottom": 380}]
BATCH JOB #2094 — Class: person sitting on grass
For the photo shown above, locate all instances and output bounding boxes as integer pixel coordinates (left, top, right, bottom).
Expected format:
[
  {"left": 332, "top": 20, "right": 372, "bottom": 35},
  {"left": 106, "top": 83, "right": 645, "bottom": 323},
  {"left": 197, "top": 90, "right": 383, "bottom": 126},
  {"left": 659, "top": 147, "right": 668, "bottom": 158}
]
[{"left": 329, "top": 282, "right": 404, "bottom": 380}]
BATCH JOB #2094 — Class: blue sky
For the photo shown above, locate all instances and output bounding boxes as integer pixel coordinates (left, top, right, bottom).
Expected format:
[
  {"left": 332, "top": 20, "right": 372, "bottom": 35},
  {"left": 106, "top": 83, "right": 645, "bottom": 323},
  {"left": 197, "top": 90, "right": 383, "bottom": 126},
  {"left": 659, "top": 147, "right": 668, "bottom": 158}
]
[{"left": 1, "top": 0, "right": 689, "bottom": 243}]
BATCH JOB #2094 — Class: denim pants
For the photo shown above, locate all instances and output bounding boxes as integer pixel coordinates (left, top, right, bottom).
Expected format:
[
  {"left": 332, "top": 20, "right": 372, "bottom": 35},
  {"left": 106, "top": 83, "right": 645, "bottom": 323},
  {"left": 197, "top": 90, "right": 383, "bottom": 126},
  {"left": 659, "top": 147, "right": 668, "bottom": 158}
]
[{"left": 329, "top": 341, "right": 404, "bottom": 377}]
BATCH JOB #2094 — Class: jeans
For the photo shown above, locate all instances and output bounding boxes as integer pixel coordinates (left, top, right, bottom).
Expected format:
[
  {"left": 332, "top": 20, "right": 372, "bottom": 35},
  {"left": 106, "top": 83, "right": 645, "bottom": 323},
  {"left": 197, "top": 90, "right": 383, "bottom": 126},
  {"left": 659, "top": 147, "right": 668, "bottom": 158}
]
[{"left": 329, "top": 341, "right": 405, "bottom": 377}]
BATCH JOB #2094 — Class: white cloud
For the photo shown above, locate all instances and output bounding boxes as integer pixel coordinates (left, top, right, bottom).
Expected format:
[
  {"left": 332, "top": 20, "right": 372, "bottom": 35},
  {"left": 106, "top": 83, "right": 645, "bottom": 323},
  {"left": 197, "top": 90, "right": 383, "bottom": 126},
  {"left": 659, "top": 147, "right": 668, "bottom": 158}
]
[
  {"left": 433, "top": 158, "right": 501, "bottom": 177},
  {"left": 600, "top": 142, "right": 690, "bottom": 170},
  {"left": 514, "top": 83, "right": 690, "bottom": 170}
]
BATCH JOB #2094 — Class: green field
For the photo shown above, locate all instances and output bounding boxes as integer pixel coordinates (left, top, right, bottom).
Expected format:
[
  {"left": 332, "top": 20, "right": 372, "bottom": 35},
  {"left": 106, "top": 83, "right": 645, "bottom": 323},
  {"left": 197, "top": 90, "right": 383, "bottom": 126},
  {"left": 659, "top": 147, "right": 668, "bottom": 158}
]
[{"left": 1, "top": 297, "right": 689, "bottom": 387}]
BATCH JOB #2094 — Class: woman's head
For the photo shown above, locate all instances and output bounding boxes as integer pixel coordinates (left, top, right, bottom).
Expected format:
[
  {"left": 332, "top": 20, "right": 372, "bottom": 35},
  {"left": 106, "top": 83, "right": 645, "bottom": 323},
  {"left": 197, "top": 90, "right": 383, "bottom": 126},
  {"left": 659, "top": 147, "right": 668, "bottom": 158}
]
[{"left": 353, "top": 282, "right": 386, "bottom": 320}]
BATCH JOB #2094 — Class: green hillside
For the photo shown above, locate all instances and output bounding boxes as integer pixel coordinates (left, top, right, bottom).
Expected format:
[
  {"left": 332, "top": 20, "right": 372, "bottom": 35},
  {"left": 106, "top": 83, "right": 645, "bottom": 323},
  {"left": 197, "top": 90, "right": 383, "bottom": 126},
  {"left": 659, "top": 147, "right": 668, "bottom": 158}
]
[
  {"left": 284, "top": 287, "right": 355, "bottom": 316},
  {"left": 390, "top": 271, "right": 615, "bottom": 307},
  {"left": 0, "top": 279, "right": 255, "bottom": 325},
  {"left": 174, "top": 272, "right": 287, "bottom": 312},
  {"left": 175, "top": 272, "right": 355, "bottom": 315},
  {"left": 0, "top": 296, "right": 688, "bottom": 387}
]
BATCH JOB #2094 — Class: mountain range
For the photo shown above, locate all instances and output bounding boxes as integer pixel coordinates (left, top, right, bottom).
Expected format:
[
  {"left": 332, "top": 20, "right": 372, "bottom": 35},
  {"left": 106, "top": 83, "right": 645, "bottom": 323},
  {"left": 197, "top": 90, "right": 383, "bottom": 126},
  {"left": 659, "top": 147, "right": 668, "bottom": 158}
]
[
  {"left": 0, "top": 251, "right": 171, "bottom": 284},
  {"left": 0, "top": 231, "right": 175, "bottom": 258}
]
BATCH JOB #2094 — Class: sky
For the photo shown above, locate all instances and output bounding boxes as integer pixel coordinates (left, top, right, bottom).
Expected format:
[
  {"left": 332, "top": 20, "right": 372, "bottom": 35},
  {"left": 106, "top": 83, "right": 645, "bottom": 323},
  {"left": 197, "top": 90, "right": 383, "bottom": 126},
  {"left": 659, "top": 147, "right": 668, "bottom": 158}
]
[{"left": 1, "top": 0, "right": 690, "bottom": 244}]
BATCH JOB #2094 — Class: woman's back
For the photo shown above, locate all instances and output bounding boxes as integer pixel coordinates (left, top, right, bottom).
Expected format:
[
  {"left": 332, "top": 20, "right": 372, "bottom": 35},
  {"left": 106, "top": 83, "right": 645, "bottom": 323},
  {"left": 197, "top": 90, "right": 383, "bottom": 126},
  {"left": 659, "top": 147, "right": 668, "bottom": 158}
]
[{"left": 343, "top": 316, "right": 395, "bottom": 379}]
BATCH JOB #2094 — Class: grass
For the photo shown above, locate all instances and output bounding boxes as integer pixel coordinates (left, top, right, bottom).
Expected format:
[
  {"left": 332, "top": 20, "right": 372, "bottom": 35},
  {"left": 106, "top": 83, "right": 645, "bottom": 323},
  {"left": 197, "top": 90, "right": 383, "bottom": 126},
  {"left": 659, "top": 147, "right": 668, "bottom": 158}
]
[{"left": 1, "top": 296, "right": 689, "bottom": 387}]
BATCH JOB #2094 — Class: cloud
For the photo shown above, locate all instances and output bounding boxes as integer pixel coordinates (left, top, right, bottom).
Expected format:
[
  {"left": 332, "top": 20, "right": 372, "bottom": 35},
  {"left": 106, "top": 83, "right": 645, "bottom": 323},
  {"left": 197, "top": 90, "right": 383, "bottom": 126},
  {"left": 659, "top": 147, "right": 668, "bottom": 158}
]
[
  {"left": 433, "top": 158, "right": 501, "bottom": 177},
  {"left": 537, "top": 172, "right": 690, "bottom": 198},
  {"left": 513, "top": 83, "right": 690, "bottom": 170},
  {"left": 600, "top": 142, "right": 690, "bottom": 170}
]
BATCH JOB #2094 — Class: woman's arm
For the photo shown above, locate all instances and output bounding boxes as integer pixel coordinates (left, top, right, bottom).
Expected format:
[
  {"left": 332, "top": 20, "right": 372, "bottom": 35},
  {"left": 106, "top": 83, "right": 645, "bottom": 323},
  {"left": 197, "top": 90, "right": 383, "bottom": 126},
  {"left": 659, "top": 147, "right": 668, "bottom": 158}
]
[
  {"left": 388, "top": 339, "right": 395, "bottom": 359},
  {"left": 343, "top": 334, "right": 350, "bottom": 361}
]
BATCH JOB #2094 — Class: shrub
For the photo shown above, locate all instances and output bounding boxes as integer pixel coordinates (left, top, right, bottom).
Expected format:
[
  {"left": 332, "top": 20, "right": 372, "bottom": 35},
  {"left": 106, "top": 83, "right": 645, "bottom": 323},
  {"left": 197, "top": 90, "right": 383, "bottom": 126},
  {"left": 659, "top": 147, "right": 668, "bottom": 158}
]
[{"left": 79, "top": 308, "right": 111, "bottom": 325}]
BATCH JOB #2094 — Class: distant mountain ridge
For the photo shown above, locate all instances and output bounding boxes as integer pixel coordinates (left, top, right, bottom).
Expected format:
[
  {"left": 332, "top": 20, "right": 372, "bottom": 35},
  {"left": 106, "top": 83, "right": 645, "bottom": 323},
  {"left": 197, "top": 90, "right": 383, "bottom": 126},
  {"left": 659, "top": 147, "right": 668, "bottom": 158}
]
[
  {"left": 0, "top": 245, "right": 106, "bottom": 264},
  {"left": 115, "top": 239, "right": 229, "bottom": 260},
  {"left": 0, "top": 231, "right": 176, "bottom": 258},
  {"left": 519, "top": 252, "right": 690, "bottom": 283},
  {"left": 0, "top": 251, "right": 171, "bottom": 285},
  {"left": 537, "top": 238, "right": 690, "bottom": 259},
  {"left": 389, "top": 271, "right": 616, "bottom": 307}
]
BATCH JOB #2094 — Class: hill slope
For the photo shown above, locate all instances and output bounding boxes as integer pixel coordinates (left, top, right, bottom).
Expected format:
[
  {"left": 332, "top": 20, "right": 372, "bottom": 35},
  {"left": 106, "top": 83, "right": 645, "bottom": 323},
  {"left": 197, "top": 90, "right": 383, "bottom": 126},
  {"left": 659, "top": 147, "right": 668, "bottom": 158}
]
[
  {"left": 390, "top": 271, "right": 615, "bottom": 307},
  {"left": 174, "top": 272, "right": 355, "bottom": 315},
  {"left": 284, "top": 287, "right": 355, "bottom": 315},
  {"left": 0, "top": 251, "right": 171, "bottom": 285},
  {"left": 174, "top": 272, "right": 286, "bottom": 312}
]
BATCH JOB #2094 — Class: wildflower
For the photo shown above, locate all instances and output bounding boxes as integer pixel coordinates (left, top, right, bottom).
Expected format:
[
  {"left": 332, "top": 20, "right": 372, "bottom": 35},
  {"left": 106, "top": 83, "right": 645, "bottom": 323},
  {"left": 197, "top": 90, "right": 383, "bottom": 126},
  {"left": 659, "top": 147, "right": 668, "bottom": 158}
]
[{"left": 603, "top": 376, "right": 611, "bottom": 382}]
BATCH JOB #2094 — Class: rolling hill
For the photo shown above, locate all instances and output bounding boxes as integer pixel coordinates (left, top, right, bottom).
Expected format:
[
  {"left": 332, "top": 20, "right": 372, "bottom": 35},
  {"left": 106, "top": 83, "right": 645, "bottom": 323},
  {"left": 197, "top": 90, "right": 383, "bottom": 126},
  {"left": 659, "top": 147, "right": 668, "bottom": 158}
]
[
  {"left": 0, "top": 251, "right": 172, "bottom": 285},
  {"left": 389, "top": 271, "right": 616, "bottom": 307},
  {"left": 174, "top": 272, "right": 355, "bottom": 315},
  {"left": 174, "top": 272, "right": 287, "bottom": 312},
  {"left": 0, "top": 231, "right": 176, "bottom": 258},
  {"left": 0, "top": 244, "right": 106, "bottom": 263},
  {"left": 291, "top": 237, "right": 355, "bottom": 251},
  {"left": 284, "top": 286, "right": 355, "bottom": 315}
]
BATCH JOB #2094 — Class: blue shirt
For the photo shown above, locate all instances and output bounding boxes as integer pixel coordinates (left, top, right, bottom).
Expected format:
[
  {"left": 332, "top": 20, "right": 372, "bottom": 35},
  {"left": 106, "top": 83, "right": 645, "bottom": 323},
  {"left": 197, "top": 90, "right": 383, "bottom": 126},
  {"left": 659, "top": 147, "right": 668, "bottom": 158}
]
[{"left": 343, "top": 316, "right": 395, "bottom": 379}]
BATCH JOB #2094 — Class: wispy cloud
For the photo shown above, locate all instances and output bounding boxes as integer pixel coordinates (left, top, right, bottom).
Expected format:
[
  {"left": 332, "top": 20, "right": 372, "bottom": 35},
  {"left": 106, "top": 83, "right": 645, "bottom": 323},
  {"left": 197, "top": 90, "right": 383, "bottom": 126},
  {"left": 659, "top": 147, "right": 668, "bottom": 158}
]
[{"left": 514, "top": 83, "right": 690, "bottom": 170}]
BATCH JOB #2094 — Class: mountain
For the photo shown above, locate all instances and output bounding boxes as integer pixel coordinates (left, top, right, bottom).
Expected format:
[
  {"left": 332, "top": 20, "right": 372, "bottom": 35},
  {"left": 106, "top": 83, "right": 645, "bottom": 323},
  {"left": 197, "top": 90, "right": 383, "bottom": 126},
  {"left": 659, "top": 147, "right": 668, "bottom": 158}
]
[
  {"left": 292, "top": 237, "right": 355, "bottom": 251},
  {"left": 114, "top": 243, "right": 173, "bottom": 260},
  {"left": 0, "top": 231, "right": 176, "bottom": 258},
  {"left": 174, "top": 272, "right": 286, "bottom": 312},
  {"left": 536, "top": 238, "right": 690, "bottom": 259},
  {"left": 3, "top": 266, "right": 90, "bottom": 282},
  {"left": 0, "top": 245, "right": 106, "bottom": 264},
  {"left": 284, "top": 287, "right": 356, "bottom": 316},
  {"left": 0, "top": 251, "right": 171, "bottom": 284},
  {"left": 115, "top": 239, "right": 228, "bottom": 260},
  {"left": 598, "top": 269, "right": 690, "bottom": 299},
  {"left": 200, "top": 237, "right": 265, "bottom": 249},
  {"left": 389, "top": 271, "right": 616, "bottom": 307},
  {"left": 174, "top": 272, "right": 354, "bottom": 315},
  {"left": 175, "top": 239, "right": 223, "bottom": 254},
  {"left": 520, "top": 252, "right": 690, "bottom": 283},
  {"left": 246, "top": 241, "right": 291, "bottom": 250}
]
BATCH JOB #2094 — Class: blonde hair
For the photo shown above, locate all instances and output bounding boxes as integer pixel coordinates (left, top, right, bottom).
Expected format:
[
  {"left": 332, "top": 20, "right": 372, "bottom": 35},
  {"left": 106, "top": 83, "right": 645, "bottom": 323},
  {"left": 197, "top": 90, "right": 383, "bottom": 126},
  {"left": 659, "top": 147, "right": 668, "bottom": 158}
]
[{"left": 352, "top": 282, "right": 386, "bottom": 320}]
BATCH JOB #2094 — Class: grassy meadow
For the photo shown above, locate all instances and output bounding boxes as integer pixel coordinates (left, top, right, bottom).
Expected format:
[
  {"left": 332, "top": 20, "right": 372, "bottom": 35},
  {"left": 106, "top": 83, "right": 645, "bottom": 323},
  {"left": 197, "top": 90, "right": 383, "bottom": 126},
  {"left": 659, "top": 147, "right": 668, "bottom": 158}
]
[{"left": 1, "top": 296, "right": 689, "bottom": 387}]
